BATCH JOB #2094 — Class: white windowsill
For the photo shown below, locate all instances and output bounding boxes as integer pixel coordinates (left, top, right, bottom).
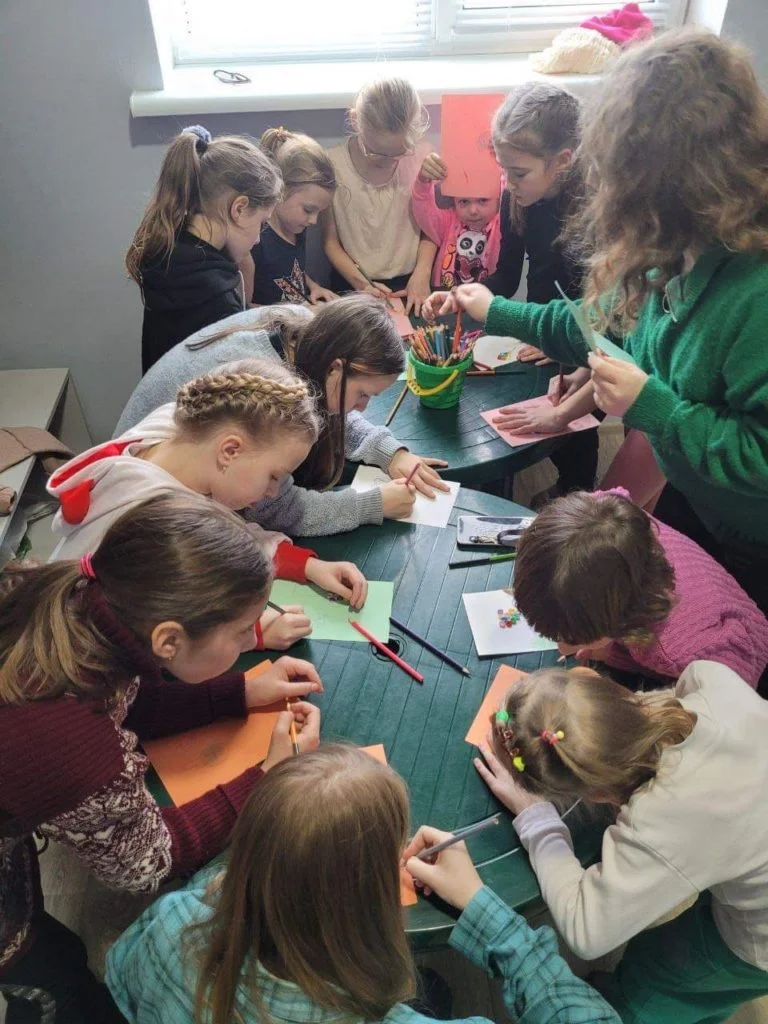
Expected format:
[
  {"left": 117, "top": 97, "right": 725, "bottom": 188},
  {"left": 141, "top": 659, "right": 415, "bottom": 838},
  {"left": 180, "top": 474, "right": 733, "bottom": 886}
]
[{"left": 129, "top": 55, "right": 601, "bottom": 117}]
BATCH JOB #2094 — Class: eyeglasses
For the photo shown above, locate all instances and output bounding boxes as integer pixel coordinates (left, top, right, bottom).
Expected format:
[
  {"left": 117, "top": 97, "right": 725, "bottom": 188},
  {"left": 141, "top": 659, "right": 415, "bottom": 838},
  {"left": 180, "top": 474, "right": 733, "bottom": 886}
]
[{"left": 357, "top": 135, "right": 414, "bottom": 163}]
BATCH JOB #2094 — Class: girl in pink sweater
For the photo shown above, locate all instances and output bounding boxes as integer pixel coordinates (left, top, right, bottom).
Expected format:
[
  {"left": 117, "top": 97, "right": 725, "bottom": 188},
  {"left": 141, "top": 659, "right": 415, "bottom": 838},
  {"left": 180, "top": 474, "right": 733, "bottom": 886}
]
[
  {"left": 411, "top": 152, "right": 502, "bottom": 289},
  {"left": 512, "top": 488, "right": 768, "bottom": 691}
]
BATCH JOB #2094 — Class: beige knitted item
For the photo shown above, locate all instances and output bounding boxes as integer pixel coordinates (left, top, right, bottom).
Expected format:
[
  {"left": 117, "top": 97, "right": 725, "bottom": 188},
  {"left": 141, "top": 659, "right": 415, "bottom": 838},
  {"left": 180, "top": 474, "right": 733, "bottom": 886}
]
[{"left": 530, "top": 26, "right": 621, "bottom": 75}]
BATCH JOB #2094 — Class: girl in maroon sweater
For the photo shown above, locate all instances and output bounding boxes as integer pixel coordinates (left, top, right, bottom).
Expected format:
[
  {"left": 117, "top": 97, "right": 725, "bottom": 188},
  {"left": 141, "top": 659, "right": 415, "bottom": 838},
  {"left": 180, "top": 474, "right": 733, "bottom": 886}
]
[{"left": 0, "top": 492, "right": 321, "bottom": 1023}]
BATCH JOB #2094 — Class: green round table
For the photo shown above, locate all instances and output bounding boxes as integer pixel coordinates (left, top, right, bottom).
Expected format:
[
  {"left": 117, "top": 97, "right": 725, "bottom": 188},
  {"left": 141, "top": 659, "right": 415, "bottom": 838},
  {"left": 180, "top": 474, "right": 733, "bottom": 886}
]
[{"left": 240, "top": 487, "right": 604, "bottom": 947}]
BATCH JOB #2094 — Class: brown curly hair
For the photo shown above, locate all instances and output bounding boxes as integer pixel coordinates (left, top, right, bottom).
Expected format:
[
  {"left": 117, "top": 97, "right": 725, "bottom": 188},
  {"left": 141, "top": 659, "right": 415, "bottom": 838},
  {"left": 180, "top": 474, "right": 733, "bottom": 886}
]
[
  {"left": 513, "top": 490, "right": 676, "bottom": 647},
  {"left": 567, "top": 29, "right": 768, "bottom": 333}
]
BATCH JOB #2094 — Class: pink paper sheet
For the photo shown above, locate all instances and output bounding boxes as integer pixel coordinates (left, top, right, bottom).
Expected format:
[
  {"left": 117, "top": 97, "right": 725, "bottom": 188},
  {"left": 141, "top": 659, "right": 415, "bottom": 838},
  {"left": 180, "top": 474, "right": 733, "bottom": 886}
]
[
  {"left": 440, "top": 93, "right": 505, "bottom": 199},
  {"left": 387, "top": 296, "right": 414, "bottom": 338},
  {"left": 481, "top": 395, "right": 600, "bottom": 448}
]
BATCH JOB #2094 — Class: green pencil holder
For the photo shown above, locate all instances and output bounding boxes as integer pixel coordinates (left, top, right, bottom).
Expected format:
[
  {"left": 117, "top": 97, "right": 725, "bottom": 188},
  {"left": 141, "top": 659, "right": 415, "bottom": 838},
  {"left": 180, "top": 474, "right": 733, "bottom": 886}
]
[{"left": 406, "top": 349, "right": 474, "bottom": 409}]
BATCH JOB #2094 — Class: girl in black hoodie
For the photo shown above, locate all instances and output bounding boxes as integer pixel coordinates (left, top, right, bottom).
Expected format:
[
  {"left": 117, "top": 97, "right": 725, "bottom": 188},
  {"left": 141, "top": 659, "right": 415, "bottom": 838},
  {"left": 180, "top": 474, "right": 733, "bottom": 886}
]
[{"left": 127, "top": 125, "right": 283, "bottom": 372}]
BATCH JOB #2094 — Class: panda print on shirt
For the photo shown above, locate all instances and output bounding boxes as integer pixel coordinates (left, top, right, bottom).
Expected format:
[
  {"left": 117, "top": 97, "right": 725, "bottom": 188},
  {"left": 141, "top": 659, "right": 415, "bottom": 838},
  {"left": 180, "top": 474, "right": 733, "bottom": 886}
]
[{"left": 440, "top": 229, "right": 489, "bottom": 288}]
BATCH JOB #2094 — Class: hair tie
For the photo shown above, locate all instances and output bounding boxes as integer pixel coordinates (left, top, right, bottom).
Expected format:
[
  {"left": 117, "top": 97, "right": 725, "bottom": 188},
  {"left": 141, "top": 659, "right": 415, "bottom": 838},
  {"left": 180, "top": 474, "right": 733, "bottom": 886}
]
[
  {"left": 541, "top": 729, "right": 565, "bottom": 746},
  {"left": 182, "top": 124, "right": 212, "bottom": 154},
  {"left": 80, "top": 552, "right": 97, "bottom": 581}
]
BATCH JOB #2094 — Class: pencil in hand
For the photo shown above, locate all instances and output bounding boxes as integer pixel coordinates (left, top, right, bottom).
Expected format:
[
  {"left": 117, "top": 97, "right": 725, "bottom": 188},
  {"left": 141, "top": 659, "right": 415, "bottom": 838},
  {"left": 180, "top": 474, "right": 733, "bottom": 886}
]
[{"left": 286, "top": 700, "right": 300, "bottom": 756}]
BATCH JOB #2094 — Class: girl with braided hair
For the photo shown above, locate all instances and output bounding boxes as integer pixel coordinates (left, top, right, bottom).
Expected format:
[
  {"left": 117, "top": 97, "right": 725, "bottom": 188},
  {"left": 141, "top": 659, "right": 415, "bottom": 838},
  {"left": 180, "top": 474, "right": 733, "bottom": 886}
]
[
  {"left": 475, "top": 662, "right": 768, "bottom": 1021},
  {"left": 47, "top": 359, "right": 367, "bottom": 651}
]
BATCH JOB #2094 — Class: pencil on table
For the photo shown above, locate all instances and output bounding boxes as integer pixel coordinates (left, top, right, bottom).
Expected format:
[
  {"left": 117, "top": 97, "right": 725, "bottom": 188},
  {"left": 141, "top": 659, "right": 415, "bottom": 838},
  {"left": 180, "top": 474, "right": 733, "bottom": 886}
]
[
  {"left": 349, "top": 619, "right": 424, "bottom": 683},
  {"left": 389, "top": 615, "right": 471, "bottom": 676},
  {"left": 384, "top": 385, "right": 408, "bottom": 427},
  {"left": 352, "top": 260, "right": 394, "bottom": 310}
]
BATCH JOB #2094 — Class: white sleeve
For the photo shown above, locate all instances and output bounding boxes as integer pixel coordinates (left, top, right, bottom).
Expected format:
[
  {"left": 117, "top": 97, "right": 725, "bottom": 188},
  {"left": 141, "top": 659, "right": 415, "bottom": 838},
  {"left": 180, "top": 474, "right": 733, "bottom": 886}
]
[{"left": 514, "top": 802, "right": 699, "bottom": 960}]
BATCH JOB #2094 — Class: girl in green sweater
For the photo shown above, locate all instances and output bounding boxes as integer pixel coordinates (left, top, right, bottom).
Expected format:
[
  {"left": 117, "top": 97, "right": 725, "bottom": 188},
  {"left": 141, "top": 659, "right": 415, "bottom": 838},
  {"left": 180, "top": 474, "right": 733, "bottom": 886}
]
[{"left": 427, "top": 30, "right": 768, "bottom": 614}]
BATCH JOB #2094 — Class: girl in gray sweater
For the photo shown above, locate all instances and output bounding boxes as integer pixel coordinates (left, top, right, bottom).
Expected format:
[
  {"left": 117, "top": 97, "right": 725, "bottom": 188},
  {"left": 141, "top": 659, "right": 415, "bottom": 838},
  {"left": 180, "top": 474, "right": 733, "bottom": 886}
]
[{"left": 116, "top": 296, "right": 448, "bottom": 537}]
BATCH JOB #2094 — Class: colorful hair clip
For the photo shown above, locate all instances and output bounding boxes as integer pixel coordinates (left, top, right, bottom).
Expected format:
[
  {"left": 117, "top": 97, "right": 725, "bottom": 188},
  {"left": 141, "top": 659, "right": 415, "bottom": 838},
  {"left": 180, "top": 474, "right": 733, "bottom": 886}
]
[
  {"left": 541, "top": 729, "right": 565, "bottom": 746},
  {"left": 79, "top": 552, "right": 97, "bottom": 581},
  {"left": 512, "top": 753, "right": 526, "bottom": 773},
  {"left": 495, "top": 709, "right": 510, "bottom": 725}
]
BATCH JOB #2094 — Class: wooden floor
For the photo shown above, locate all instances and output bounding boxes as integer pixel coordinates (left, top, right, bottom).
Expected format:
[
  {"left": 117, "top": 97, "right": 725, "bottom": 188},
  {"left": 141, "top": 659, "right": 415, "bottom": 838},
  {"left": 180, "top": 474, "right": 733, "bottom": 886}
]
[{"left": 5, "top": 425, "right": 767, "bottom": 1022}]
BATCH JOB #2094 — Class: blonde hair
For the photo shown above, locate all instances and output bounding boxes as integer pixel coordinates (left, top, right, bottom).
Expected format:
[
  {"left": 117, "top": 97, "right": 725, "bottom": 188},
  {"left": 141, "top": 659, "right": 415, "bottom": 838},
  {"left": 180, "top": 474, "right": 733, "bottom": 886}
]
[
  {"left": 191, "top": 744, "right": 415, "bottom": 1024},
  {"left": 0, "top": 494, "right": 272, "bottom": 704},
  {"left": 493, "top": 667, "right": 696, "bottom": 807},
  {"left": 492, "top": 83, "right": 582, "bottom": 233},
  {"left": 126, "top": 127, "right": 283, "bottom": 283},
  {"left": 569, "top": 29, "right": 768, "bottom": 333},
  {"left": 351, "top": 77, "right": 429, "bottom": 147},
  {"left": 260, "top": 128, "right": 336, "bottom": 196},
  {"left": 173, "top": 357, "right": 320, "bottom": 446}
]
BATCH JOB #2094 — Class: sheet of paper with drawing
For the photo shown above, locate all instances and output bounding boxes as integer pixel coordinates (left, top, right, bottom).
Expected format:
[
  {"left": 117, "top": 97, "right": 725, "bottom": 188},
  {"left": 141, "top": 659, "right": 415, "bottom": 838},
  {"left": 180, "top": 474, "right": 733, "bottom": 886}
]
[
  {"left": 481, "top": 397, "right": 599, "bottom": 448},
  {"left": 440, "top": 93, "right": 505, "bottom": 198},
  {"left": 473, "top": 334, "right": 527, "bottom": 370},
  {"left": 269, "top": 578, "right": 394, "bottom": 642},
  {"left": 145, "top": 661, "right": 278, "bottom": 805},
  {"left": 462, "top": 590, "right": 557, "bottom": 657},
  {"left": 555, "top": 282, "right": 637, "bottom": 365},
  {"left": 350, "top": 465, "right": 460, "bottom": 529},
  {"left": 362, "top": 744, "right": 417, "bottom": 906}
]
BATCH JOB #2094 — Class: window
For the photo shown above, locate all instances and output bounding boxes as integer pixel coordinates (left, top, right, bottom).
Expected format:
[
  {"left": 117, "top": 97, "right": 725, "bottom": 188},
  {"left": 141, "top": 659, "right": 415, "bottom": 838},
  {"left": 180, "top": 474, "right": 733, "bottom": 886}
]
[{"left": 168, "top": 0, "right": 685, "bottom": 66}]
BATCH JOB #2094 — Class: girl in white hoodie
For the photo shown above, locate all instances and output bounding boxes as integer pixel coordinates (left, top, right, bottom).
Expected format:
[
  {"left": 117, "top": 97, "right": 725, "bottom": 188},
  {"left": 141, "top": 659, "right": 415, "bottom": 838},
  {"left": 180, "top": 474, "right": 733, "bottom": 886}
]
[{"left": 48, "top": 359, "right": 373, "bottom": 651}]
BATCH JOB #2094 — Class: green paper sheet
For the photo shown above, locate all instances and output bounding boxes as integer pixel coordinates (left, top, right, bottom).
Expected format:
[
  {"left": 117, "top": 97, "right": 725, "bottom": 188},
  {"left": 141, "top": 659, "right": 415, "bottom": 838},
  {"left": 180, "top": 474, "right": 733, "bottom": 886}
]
[
  {"left": 555, "top": 283, "right": 637, "bottom": 365},
  {"left": 269, "top": 580, "right": 394, "bottom": 643}
]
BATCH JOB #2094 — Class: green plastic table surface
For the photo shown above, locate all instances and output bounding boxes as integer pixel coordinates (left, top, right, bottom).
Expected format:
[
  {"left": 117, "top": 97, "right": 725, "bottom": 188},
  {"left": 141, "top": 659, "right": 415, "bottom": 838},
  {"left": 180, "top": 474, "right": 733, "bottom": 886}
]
[
  {"left": 148, "top": 488, "right": 603, "bottom": 946},
  {"left": 363, "top": 319, "right": 566, "bottom": 486}
]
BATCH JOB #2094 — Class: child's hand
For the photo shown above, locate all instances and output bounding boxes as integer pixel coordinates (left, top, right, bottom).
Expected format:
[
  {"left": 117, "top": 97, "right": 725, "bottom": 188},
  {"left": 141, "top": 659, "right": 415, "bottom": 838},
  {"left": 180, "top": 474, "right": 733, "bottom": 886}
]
[
  {"left": 403, "top": 826, "right": 483, "bottom": 911},
  {"left": 245, "top": 657, "right": 323, "bottom": 708},
  {"left": 380, "top": 480, "right": 417, "bottom": 519},
  {"left": 418, "top": 152, "right": 448, "bottom": 183},
  {"left": 447, "top": 283, "right": 495, "bottom": 323},
  {"left": 517, "top": 344, "right": 554, "bottom": 366},
  {"left": 548, "top": 368, "right": 590, "bottom": 406},
  {"left": 260, "top": 605, "right": 312, "bottom": 650},
  {"left": 492, "top": 403, "right": 565, "bottom": 435},
  {"left": 360, "top": 280, "right": 392, "bottom": 301},
  {"left": 262, "top": 702, "right": 321, "bottom": 770},
  {"left": 422, "top": 290, "right": 454, "bottom": 321},
  {"left": 388, "top": 450, "right": 450, "bottom": 499},
  {"left": 308, "top": 281, "right": 338, "bottom": 304},
  {"left": 305, "top": 557, "right": 368, "bottom": 611},
  {"left": 588, "top": 352, "right": 648, "bottom": 417},
  {"left": 405, "top": 271, "right": 431, "bottom": 317},
  {"left": 474, "top": 738, "right": 545, "bottom": 815}
]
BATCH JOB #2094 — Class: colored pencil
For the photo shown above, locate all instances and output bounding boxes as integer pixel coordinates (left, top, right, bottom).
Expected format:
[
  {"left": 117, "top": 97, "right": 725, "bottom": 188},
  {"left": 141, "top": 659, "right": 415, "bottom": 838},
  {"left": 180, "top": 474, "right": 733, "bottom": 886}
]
[
  {"left": 348, "top": 619, "right": 425, "bottom": 683},
  {"left": 473, "top": 360, "right": 493, "bottom": 372},
  {"left": 416, "top": 814, "right": 501, "bottom": 860},
  {"left": 389, "top": 615, "right": 471, "bottom": 677},
  {"left": 352, "top": 261, "right": 394, "bottom": 310},
  {"left": 267, "top": 600, "right": 286, "bottom": 615},
  {"left": 452, "top": 309, "right": 463, "bottom": 354},
  {"left": 286, "top": 700, "right": 300, "bottom": 756},
  {"left": 404, "top": 463, "right": 420, "bottom": 487},
  {"left": 557, "top": 365, "right": 566, "bottom": 400},
  {"left": 467, "top": 370, "right": 496, "bottom": 377},
  {"left": 449, "top": 551, "right": 517, "bottom": 569},
  {"left": 384, "top": 384, "right": 408, "bottom": 427}
]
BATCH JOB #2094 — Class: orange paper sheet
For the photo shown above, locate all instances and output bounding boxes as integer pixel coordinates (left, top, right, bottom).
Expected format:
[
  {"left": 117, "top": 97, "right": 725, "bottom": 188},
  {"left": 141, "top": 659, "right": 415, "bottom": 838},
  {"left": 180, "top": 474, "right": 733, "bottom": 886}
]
[
  {"left": 145, "top": 661, "right": 278, "bottom": 806},
  {"left": 362, "top": 744, "right": 417, "bottom": 907},
  {"left": 465, "top": 665, "right": 527, "bottom": 746},
  {"left": 440, "top": 93, "right": 505, "bottom": 199},
  {"left": 387, "top": 296, "right": 414, "bottom": 338}
]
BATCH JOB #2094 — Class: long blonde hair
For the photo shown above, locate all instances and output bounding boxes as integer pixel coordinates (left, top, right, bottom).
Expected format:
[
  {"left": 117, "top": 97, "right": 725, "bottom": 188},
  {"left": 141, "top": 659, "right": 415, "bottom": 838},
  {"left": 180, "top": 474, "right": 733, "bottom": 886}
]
[
  {"left": 126, "top": 127, "right": 283, "bottom": 283},
  {"left": 191, "top": 745, "right": 416, "bottom": 1024},
  {"left": 350, "top": 77, "right": 429, "bottom": 147},
  {"left": 493, "top": 667, "right": 696, "bottom": 806},
  {"left": 173, "top": 357, "right": 320, "bottom": 447},
  {"left": 569, "top": 29, "right": 768, "bottom": 333},
  {"left": 0, "top": 494, "right": 272, "bottom": 704},
  {"left": 260, "top": 128, "right": 336, "bottom": 196}
]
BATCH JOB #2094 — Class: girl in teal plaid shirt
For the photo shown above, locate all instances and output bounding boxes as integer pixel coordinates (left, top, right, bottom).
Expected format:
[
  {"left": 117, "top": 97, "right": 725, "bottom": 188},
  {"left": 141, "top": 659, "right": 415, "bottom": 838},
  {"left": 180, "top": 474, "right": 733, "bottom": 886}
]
[{"left": 106, "top": 745, "right": 617, "bottom": 1024}]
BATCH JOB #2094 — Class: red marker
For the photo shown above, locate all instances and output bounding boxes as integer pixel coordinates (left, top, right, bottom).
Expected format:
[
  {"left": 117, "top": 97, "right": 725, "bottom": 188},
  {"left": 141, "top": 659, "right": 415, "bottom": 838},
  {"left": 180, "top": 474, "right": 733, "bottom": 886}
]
[{"left": 349, "top": 619, "right": 424, "bottom": 683}]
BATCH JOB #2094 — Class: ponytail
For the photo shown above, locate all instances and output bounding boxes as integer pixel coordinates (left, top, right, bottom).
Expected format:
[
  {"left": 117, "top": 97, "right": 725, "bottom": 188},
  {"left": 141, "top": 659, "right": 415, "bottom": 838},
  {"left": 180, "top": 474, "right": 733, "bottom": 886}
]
[{"left": 126, "top": 127, "right": 283, "bottom": 283}]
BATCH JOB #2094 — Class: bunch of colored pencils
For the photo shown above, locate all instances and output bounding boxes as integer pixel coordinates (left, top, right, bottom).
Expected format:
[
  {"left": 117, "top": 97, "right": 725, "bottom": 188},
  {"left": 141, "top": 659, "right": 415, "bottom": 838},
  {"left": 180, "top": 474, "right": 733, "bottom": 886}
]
[{"left": 410, "top": 325, "right": 482, "bottom": 367}]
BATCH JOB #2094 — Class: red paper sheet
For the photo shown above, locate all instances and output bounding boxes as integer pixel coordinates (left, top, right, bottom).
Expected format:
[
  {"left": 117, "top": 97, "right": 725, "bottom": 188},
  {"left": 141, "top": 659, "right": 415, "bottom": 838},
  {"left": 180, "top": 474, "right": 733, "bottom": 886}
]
[
  {"left": 481, "top": 396, "right": 600, "bottom": 448},
  {"left": 440, "top": 93, "right": 505, "bottom": 199},
  {"left": 144, "top": 662, "right": 278, "bottom": 806},
  {"left": 362, "top": 743, "right": 417, "bottom": 906},
  {"left": 387, "top": 296, "right": 414, "bottom": 338},
  {"left": 465, "top": 665, "right": 527, "bottom": 746}
]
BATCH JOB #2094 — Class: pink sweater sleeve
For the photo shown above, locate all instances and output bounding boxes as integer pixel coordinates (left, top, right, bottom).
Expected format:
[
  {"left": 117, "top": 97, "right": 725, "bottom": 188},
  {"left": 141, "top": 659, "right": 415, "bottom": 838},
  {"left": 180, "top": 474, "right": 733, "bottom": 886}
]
[{"left": 411, "top": 178, "right": 455, "bottom": 246}]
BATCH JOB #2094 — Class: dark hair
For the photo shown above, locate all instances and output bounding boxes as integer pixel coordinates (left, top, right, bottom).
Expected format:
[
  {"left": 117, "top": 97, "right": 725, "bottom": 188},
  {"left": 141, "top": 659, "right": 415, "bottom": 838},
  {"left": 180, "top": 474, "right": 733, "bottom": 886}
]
[
  {"left": 513, "top": 490, "right": 676, "bottom": 647},
  {"left": 126, "top": 128, "right": 283, "bottom": 283},
  {"left": 567, "top": 29, "right": 768, "bottom": 333},
  {"left": 0, "top": 493, "right": 272, "bottom": 703},
  {"left": 191, "top": 744, "right": 415, "bottom": 1024},
  {"left": 289, "top": 295, "right": 405, "bottom": 488}
]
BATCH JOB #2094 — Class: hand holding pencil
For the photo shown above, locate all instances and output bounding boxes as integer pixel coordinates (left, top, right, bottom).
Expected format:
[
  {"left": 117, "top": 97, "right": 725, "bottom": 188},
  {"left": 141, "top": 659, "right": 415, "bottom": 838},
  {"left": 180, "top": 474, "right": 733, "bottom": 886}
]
[
  {"left": 262, "top": 701, "right": 321, "bottom": 771},
  {"left": 403, "top": 825, "right": 484, "bottom": 910}
]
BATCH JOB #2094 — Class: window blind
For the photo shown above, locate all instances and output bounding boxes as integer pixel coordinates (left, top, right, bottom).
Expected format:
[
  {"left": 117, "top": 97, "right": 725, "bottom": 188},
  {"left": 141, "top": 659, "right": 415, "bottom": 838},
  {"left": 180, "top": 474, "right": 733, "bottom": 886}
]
[{"left": 449, "top": 0, "right": 678, "bottom": 35}]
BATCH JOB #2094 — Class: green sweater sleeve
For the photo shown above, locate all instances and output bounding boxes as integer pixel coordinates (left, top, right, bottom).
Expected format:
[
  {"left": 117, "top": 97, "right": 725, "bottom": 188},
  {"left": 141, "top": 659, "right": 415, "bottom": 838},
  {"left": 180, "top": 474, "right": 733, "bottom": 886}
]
[
  {"left": 449, "top": 887, "right": 620, "bottom": 1023},
  {"left": 485, "top": 296, "right": 592, "bottom": 367},
  {"left": 625, "top": 307, "right": 768, "bottom": 498}
]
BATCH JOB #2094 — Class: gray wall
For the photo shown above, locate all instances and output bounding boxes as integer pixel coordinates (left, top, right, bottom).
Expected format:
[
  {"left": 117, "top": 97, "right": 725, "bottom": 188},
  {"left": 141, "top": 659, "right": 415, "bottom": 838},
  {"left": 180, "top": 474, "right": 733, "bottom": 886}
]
[{"left": 0, "top": 0, "right": 765, "bottom": 441}]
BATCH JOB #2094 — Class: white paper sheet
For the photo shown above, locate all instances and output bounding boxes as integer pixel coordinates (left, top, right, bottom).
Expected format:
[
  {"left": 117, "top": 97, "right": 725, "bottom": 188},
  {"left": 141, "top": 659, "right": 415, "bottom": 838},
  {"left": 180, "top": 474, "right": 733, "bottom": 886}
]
[
  {"left": 462, "top": 590, "right": 558, "bottom": 657},
  {"left": 472, "top": 334, "right": 527, "bottom": 370},
  {"left": 350, "top": 465, "right": 460, "bottom": 529}
]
